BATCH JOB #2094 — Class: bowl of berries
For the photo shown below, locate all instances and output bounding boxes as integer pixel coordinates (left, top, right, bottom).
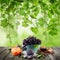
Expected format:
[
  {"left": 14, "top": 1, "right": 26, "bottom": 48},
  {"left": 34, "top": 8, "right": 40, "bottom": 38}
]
[{"left": 23, "top": 36, "right": 41, "bottom": 53}]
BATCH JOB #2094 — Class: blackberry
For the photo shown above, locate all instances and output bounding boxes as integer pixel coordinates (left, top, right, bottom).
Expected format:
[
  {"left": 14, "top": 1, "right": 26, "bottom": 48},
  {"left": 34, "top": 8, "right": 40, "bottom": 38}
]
[
  {"left": 23, "top": 39, "right": 27, "bottom": 46},
  {"left": 22, "top": 45, "right": 27, "bottom": 51},
  {"left": 37, "top": 39, "right": 41, "bottom": 44},
  {"left": 23, "top": 36, "right": 41, "bottom": 46},
  {"left": 27, "top": 49, "right": 34, "bottom": 56}
]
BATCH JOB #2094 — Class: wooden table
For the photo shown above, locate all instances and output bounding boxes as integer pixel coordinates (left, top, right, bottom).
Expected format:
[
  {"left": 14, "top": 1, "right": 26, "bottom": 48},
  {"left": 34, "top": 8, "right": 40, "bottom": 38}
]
[{"left": 0, "top": 47, "right": 60, "bottom": 60}]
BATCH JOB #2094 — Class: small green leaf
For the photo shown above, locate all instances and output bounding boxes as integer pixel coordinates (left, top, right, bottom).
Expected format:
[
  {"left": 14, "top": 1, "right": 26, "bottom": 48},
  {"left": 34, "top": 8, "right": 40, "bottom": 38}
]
[
  {"left": 22, "top": 22, "right": 28, "bottom": 27},
  {"left": 31, "top": 27, "right": 38, "bottom": 33},
  {"left": 38, "top": 18, "right": 45, "bottom": 26},
  {"left": 30, "top": 14, "right": 36, "bottom": 18},
  {"left": 50, "top": 0, "right": 56, "bottom": 3},
  {"left": 49, "top": 29, "right": 57, "bottom": 35},
  {"left": 1, "top": 20, "right": 8, "bottom": 27},
  {"left": 20, "top": 8, "right": 25, "bottom": 15}
]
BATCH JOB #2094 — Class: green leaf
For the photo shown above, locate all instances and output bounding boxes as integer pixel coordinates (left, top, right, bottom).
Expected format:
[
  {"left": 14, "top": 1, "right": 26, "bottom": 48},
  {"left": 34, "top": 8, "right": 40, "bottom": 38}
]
[
  {"left": 31, "top": 27, "right": 38, "bottom": 33},
  {"left": 42, "top": 0, "right": 49, "bottom": 3},
  {"left": 38, "top": 18, "right": 45, "bottom": 26},
  {"left": 1, "top": 20, "right": 8, "bottom": 27},
  {"left": 6, "top": 1, "right": 15, "bottom": 12},
  {"left": 49, "top": 29, "right": 57, "bottom": 35},
  {"left": 48, "top": 11, "right": 52, "bottom": 18},
  {"left": 30, "top": 14, "right": 36, "bottom": 18},
  {"left": 22, "top": 21, "right": 28, "bottom": 27},
  {"left": 50, "top": 0, "right": 56, "bottom": 3},
  {"left": 20, "top": 8, "right": 25, "bottom": 15}
]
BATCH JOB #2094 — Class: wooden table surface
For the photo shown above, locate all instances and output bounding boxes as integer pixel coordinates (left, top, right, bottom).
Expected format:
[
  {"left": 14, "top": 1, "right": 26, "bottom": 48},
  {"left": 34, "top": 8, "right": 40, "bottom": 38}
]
[{"left": 0, "top": 47, "right": 60, "bottom": 60}]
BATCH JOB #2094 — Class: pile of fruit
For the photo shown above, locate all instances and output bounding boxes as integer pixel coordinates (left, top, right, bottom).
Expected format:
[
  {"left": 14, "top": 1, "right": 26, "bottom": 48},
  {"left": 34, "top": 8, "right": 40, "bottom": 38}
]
[
  {"left": 10, "top": 36, "right": 54, "bottom": 59},
  {"left": 23, "top": 36, "right": 41, "bottom": 46}
]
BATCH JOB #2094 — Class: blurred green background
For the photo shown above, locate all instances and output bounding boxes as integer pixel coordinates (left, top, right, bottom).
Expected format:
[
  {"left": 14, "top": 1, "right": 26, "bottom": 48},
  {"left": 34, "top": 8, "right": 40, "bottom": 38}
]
[{"left": 0, "top": 0, "right": 60, "bottom": 47}]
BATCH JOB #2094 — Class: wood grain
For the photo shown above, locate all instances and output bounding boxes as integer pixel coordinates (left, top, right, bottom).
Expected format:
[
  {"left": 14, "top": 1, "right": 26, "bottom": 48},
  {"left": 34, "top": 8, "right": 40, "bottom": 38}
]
[{"left": 0, "top": 47, "right": 60, "bottom": 60}]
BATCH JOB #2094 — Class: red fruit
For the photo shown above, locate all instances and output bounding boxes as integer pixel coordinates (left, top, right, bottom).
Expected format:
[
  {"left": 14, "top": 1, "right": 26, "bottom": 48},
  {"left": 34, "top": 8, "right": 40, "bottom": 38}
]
[{"left": 11, "top": 47, "right": 22, "bottom": 56}]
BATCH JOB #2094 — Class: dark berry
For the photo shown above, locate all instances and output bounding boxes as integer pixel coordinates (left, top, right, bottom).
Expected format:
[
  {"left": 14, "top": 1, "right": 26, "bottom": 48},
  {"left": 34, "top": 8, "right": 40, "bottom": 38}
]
[
  {"left": 23, "top": 36, "right": 41, "bottom": 45},
  {"left": 22, "top": 46, "right": 27, "bottom": 51},
  {"left": 27, "top": 49, "right": 34, "bottom": 56}
]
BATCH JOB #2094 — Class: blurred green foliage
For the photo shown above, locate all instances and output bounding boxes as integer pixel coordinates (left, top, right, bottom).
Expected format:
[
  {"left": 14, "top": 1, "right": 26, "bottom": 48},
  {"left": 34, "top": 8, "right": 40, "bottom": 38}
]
[{"left": 0, "top": 0, "right": 60, "bottom": 47}]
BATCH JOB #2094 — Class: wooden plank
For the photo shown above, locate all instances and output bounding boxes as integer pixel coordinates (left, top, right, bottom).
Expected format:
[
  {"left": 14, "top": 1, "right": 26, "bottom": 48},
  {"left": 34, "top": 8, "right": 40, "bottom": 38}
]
[
  {"left": 0, "top": 47, "right": 60, "bottom": 60},
  {"left": 0, "top": 49, "right": 9, "bottom": 60},
  {"left": 53, "top": 47, "right": 60, "bottom": 56},
  {"left": 53, "top": 47, "right": 60, "bottom": 53},
  {"left": 13, "top": 56, "right": 22, "bottom": 60},
  {"left": 48, "top": 54, "right": 56, "bottom": 60},
  {"left": 0, "top": 47, "right": 7, "bottom": 54},
  {"left": 4, "top": 54, "right": 13, "bottom": 60},
  {"left": 52, "top": 47, "right": 60, "bottom": 60},
  {"left": 55, "top": 47, "right": 60, "bottom": 51}
]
